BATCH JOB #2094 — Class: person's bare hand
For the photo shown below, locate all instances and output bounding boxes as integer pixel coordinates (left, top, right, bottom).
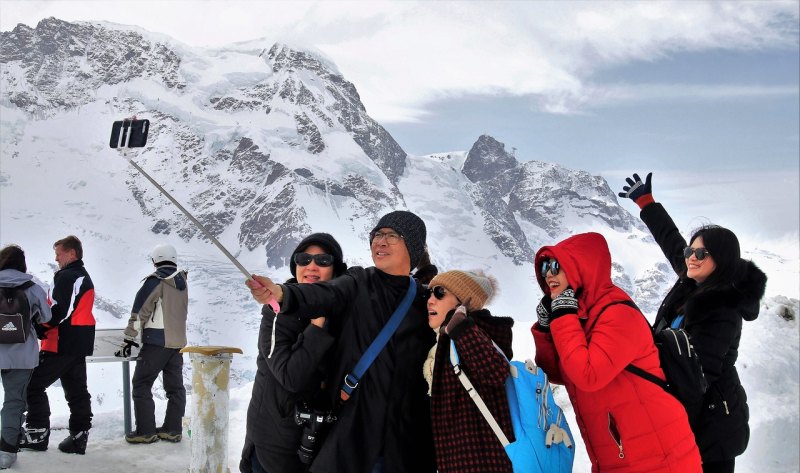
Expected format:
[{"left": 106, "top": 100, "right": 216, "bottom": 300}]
[
  {"left": 246, "top": 275, "right": 283, "bottom": 305},
  {"left": 310, "top": 317, "right": 326, "bottom": 328}
]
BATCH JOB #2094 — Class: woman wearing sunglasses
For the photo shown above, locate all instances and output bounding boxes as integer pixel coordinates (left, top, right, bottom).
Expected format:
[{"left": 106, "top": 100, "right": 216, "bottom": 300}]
[
  {"left": 619, "top": 173, "right": 767, "bottom": 473},
  {"left": 241, "top": 232, "right": 347, "bottom": 473},
  {"left": 421, "top": 270, "right": 514, "bottom": 473},
  {"left": 532, "top": 232, "right": 702, "bottom": 473}
]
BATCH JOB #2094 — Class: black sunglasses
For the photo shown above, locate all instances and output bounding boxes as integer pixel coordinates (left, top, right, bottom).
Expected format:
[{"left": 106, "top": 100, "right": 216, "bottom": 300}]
[
  {"left": 540, "top": 259, "right": 560, "bottom": 278},
  {"left": 294, "top": 253, "right": 334, "bottom": 267},
  {"left": 683, "top": 247, "right": 710, "bottom": 260},
  {"left": 424, "top": 285, "right": 461, "bottom": 303}
]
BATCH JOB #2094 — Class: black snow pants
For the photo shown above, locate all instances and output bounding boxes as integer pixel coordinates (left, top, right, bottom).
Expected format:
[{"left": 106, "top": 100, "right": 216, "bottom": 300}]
[{"left": 25, "top": 353, "right": 93, "bottom": 432}]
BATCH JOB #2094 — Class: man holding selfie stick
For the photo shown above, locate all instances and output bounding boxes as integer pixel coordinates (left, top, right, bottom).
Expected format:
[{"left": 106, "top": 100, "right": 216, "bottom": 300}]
[{"left": 120, "top": 243, "right": 188, "bottom": 444}]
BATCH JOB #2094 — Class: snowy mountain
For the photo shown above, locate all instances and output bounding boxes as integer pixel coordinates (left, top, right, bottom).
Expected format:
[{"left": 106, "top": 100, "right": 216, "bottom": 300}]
[{"left": 1, "top": 18, "right": 797, "bottom": 473}]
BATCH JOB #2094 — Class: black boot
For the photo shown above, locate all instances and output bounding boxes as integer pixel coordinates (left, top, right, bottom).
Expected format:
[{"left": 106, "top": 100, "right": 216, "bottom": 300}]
[
  {"left": 58, "top": 430, "right": 88, "bottom": 455},
  {"left": 18, "top": 427, "right": 49, "bottom": 451}
]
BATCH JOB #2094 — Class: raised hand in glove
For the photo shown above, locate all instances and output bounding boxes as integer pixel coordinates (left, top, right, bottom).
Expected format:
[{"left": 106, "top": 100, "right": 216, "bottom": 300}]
[
  {"left": 115, "top": 338, "right": 140, "bottom": 358},
  {"left": 445, "top": 304, "right": 474, "bottom": 339},
  {"left": 550, "top": 287, "right": 579, "bottom": 323},
  {"left": 536, "top": 294, "right": 553, "bottom": 331},
  {"left": 618, "top": 172, "right": 654, "bottom": 209}
]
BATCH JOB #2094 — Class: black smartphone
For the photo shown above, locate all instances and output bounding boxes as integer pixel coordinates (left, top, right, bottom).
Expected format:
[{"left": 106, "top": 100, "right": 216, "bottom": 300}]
[{"left": 109, "top": 119, "right": 149, "bottom": 148}]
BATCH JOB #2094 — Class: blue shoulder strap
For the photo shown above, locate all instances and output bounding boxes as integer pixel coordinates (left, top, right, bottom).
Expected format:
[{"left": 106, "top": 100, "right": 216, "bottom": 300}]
[{"left": 340, "top": 276, "right": 416, "bottom": 402}]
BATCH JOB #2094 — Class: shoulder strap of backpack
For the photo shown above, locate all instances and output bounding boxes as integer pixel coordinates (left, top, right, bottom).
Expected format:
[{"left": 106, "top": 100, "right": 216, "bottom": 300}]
[
  {"left": 449, "top": 341, "right": 511, "bottom": 446},
  {"left": 587, "top": 300, "right": 670, "bottom": 391}
]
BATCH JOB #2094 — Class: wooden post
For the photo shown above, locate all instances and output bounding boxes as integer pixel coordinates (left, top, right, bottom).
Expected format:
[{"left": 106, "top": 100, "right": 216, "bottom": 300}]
[{"left": 181, "top": 346, "right": 243, "bottom": 473}]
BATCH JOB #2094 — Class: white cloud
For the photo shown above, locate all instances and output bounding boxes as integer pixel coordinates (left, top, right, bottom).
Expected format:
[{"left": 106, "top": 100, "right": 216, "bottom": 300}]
[{"left": 1, "top": 0, "right": 797, "bottom": 121}]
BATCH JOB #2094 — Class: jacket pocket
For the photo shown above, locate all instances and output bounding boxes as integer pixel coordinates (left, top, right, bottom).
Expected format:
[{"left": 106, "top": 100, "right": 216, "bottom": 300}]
[{"left": 608, "top": 412, "right": 625, "bottom": 459}]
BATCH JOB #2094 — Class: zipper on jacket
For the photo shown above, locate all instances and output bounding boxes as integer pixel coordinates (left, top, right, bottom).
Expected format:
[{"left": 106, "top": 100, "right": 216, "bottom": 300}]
[
  {"left": 607, "top": 412, "right": 624, "bottom": 459},
  {"left": 709, "top": 384, "right": 730, "bottom": 415}
]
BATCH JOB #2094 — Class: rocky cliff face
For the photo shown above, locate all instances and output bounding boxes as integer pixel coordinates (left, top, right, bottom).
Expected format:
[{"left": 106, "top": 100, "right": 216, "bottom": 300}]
[{"left": 2, "top": 17, "right": 659, "bottom": 294}]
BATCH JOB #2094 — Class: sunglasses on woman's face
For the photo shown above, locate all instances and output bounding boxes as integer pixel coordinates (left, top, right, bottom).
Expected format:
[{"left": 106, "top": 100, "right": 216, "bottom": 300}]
[
  {"left": 540, "top": 259, "right": 560, "bottom": 278},
  {"left": 425, "top": 285, "right": 448, "bottom": 300},
  {"left": 294, "top": 253, "right": 334, "bottom": 267},
  {"left": 683, "top": 247, "right": 710, "bottom": 260}
]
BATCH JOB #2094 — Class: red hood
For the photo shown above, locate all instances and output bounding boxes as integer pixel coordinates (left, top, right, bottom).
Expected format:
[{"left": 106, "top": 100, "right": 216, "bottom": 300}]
[{"left": 535, "top": 232, "right": 632, "bottom": 321}]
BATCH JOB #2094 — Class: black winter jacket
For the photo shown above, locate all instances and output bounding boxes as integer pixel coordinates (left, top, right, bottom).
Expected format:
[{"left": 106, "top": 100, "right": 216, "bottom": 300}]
[
  {"left": 280, "top": 266, "right": 437, "bottom": 473},
  {"left": 641, "top": 203, "right": 767, "bottom": 462},
  {"left": 40, "top": 259, "right": 95, "bottom": 356},
  {"left": 240, "top": 301, "right": 335, "bottom": 473}
]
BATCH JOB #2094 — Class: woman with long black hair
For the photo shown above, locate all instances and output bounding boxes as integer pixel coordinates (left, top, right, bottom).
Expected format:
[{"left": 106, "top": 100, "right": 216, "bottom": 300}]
[{"left": 619, "top": 173, "right": 768, "bottom": 473}]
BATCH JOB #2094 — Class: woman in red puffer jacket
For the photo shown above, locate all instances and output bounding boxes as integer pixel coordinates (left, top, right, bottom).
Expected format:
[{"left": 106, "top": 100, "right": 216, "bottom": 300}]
[{"left": 531, "top": 232, "right": 701, "bottom": 473}]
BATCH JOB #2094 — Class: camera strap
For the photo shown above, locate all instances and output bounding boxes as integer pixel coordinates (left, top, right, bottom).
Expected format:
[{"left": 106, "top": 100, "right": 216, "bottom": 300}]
[{"left": 340, "top": 276, "right": 416, "bottom": 402}]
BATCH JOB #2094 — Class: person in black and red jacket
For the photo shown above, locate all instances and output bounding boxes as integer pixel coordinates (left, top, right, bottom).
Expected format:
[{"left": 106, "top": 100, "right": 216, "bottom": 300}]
[{"left": 20, "top": 235, "right": 95, "bottom": 455}]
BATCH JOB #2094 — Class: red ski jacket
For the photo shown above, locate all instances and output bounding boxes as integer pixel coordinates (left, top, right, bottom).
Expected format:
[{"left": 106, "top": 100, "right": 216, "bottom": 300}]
[{"left": 531, "top": 232, "right": 701, "bottom": 473}]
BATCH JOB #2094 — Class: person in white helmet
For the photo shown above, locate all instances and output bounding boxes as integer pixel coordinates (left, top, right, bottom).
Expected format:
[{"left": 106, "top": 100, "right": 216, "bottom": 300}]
[{"left": 120, "top": 243, "right": 188, "bottom": 444}]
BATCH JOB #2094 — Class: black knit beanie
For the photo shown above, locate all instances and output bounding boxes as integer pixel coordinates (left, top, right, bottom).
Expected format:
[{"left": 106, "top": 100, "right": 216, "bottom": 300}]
[
  {"left": 370, "top": 210, "right": 427, "bottom": 271},
  {"left": 290, "top": 232, "right": 347, "bottom": 278}
]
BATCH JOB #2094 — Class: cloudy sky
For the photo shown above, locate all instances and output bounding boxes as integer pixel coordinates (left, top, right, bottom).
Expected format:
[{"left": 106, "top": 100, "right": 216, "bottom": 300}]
[{"left": 2, "top": 0, "right": 798, "bottom": 239}]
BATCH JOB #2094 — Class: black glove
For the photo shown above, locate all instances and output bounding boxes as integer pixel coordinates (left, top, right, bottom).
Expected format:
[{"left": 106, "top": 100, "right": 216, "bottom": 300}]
[
  {"left": 34, "top": 324, "right": 49, "bottom": 340},
  {"left": 115, "top": 338, "right": 140, "bottom": 358},
  {"left": 618, "top": 172, "right": 654, "bottom": 209},
  {"left": 536, "top": 294, "right": 553, "bottom": 331},
  {"left": 550, "top": 287, "right": 579, "bottom": 322},
  {"left": 445, "top": 305, "right": 474, "bottom": 339}
]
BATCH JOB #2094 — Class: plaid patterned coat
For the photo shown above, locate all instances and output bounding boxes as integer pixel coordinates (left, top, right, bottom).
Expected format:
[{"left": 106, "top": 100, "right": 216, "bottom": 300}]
[{"left": 430, "top": 309, "right": 515, "bottom": 473}]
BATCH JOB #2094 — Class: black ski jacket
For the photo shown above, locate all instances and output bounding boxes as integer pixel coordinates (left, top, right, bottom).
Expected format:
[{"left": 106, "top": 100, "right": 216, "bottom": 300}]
[
  {"left": 280, "top": 266, "right": 436, "bottom": 473},
  {"left": 40, "top": 259, "right": 95, "bottom": 356},
  {"left": 641, "top": 203, "right": 767, "bottom": 462},
  {"left": 240, "top": 298, "right": 335, "bottom": 473}
]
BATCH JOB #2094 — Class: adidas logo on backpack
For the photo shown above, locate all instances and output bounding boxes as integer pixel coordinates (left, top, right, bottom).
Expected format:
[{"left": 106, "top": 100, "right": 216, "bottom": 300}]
[{"left": 1, "top": 321, "right": 19, "bottom": 332}]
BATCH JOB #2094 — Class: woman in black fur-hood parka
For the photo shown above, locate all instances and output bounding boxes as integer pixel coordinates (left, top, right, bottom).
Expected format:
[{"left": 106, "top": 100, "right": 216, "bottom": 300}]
[{"left": 619, "top": 172, "right": 768, "bottom": 473}]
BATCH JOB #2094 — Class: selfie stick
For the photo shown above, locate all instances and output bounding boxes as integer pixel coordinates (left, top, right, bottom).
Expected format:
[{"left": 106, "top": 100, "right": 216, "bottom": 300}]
[{"left": 125, "top": 157, "right": 255, "bottom": 280}]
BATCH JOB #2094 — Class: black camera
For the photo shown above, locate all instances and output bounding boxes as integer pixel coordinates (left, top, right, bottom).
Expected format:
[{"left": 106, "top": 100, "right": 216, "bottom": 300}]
[{"left": 294, "top": 403, "right": 335, "bottom": 465}]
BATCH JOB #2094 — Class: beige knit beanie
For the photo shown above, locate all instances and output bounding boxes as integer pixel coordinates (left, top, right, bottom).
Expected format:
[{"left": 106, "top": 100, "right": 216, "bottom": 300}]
[{"left": 427, "top": 270, "right": 496, "bottom": 311}]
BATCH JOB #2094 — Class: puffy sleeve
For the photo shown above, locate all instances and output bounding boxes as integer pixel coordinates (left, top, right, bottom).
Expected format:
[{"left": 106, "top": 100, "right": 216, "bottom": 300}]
[
  {"left": 640, "top": 202, "right": 688, "bottom": 276},
  {"left": 548, "top": 306, "right": 650, "bottom": 392},
  {"left": 452, "top": 323, "right": 509, "bottom": 387},
  {"left": 532, "top": 323, "right": 565, "bottom": 385}
]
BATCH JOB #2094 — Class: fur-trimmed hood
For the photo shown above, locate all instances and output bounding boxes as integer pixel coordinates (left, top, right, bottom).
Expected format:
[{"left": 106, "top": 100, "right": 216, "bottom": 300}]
[{"left": 688, "top": 259, "right": 767, "bottom": 322}]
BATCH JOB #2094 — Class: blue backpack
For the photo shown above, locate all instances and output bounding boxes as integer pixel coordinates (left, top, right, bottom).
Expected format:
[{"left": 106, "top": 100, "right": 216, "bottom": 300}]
[{"left": 450, "top": 341, "right": 575, "bottom": 473}]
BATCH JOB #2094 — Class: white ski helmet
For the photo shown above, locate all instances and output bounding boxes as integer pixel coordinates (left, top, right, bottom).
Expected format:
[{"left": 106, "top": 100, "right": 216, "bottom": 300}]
[{"left": 150, "top": 243, "right": 177, "bottom": 265}]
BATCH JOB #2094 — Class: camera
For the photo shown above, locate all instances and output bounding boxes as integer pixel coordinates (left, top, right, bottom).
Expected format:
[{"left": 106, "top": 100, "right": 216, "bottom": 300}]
[
  {"left": 294, "top": 403, "right": 335, "bottom": 465},
  {"left": 109, "top": 118, "right": 149, "bottom": 148}
]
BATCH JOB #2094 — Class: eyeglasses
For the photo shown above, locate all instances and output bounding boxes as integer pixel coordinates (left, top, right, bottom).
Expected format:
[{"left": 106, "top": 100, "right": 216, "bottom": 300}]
[
  {"left": 683, "top": 247, "right": 710, "bottom": 260},
  {"left": 540, "top": 259, "right": 560, "bottom": 278},
  {"left": 294, "top": 253, "right": 334, "bottom": 267},
  {"left": 370, "top": 231, "right": 404, "bottom": 245},
  {"left": 425, "top": 285, "right": 461, "bottom": 303}
]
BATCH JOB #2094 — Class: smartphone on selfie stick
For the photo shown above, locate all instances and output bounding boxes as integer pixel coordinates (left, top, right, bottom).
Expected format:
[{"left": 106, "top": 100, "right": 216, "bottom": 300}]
[{"left": 109, "top": 118, "right": 259, "bottom": 284}]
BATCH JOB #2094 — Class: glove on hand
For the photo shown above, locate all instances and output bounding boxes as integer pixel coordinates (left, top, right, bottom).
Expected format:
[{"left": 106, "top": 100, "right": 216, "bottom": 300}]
[
  {"left": 550, "top": 287, "right": 579, "bottom": 322},
  {"left": 34, "top": 324, "right": 49, "bottom": 340},
  {"left": 445, "top": 304, "right": 474, "bottom": 339},
  {"left": 618, "top": 172, "right": 654, "bottom": 209},
  {"left": 115, "top": 338, "right": 140, "bottom": 358},
  {"left": 536, "top": 294, "right": 553, "bottom": 330}
]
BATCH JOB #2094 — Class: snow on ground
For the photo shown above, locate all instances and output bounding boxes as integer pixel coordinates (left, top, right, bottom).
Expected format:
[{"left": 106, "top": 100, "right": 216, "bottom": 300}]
[{"left": 3, "top": 296, "right": 795, "bottom": 473}]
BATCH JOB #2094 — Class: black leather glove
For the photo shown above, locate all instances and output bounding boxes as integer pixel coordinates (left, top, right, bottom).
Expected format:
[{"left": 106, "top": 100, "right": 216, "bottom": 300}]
[
  {"left": 115, "top": 338, "right": 140, "bottom": 358},
  {"left": 34, "top": 324, "right": 49, "bottom": 340},
  {"left": 536, "top": 294, "right": 553, "bottom": 331},
  {"left": 618, "top": 172, "right": 654, "bottom": 209},
  {"left": 550, "top": 287, "right": 579, "bottom": 322}
]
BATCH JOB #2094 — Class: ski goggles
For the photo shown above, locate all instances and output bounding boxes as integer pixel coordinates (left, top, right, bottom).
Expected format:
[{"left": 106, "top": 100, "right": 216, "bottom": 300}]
[
  {"left": 683, "top": 247, "right": 710, "bottom": 260},
  {"left": 540, "top": 259, "right": 560, "bottom": 278},
  {"left": 294, "top": 253, "right": 334, "bottom": 267}
]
